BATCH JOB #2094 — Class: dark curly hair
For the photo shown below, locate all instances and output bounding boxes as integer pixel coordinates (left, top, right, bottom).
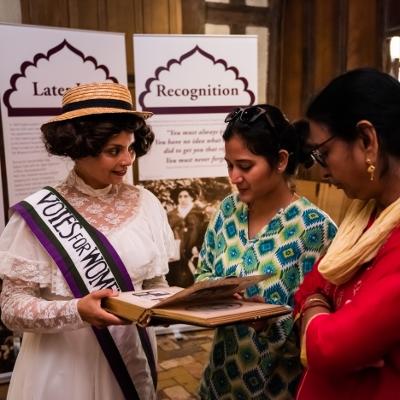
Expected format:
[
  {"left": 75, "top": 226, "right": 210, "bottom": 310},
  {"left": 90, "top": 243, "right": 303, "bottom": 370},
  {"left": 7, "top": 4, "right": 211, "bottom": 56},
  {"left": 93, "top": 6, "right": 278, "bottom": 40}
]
[
  {"left": 170, "top": 186, "right": 197, "bottom": 204},
  {"left": 41, "top": 113, "right": 154, "bottom": 160},
  {"left": 223, "top": 104, "right": 308, "bottom": 176}
]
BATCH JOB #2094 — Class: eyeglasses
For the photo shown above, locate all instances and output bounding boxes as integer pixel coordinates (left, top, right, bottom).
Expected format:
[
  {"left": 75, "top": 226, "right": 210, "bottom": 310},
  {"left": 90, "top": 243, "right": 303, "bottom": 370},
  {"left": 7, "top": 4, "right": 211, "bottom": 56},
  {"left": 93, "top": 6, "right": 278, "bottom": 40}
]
[
  {"left": 309, "top": 136, "right": 336, "bottom": 167},
  {"left": 224, "top": 106, "right": 276, "bottom": 129}
]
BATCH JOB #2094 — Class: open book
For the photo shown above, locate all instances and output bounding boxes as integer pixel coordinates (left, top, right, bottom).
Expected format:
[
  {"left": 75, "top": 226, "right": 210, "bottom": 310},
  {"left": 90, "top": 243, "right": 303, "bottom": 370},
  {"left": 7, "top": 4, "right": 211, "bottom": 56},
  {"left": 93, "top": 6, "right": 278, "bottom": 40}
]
[{"left": 102, "top": 275, "right": 291, "bottom": 328}]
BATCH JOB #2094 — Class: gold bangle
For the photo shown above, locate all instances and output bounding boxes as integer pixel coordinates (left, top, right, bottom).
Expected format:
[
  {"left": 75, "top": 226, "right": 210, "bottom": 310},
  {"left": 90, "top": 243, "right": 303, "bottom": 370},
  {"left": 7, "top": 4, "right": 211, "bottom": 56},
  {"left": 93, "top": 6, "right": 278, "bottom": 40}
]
[
  {"left": 304, "top": 297, "right": 330, "bottom": 307},
  {"left": 301, "top": 298, "right": 330, "bottom": 315}
]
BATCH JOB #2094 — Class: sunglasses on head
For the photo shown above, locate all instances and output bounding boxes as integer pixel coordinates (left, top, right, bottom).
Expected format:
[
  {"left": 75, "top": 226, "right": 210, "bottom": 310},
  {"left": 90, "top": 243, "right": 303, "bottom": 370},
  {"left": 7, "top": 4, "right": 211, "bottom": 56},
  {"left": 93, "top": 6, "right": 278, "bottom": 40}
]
[{"left": 224, "top": 106, "right": 276, "bottom": 129}]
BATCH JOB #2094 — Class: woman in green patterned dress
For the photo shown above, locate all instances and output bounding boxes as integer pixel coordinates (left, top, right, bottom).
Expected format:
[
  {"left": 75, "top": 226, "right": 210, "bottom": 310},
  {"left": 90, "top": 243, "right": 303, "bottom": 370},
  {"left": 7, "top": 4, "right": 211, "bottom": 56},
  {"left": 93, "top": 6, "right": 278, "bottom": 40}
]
[{"left": 195, "top": 105, "right": 337, "bottom": 400}]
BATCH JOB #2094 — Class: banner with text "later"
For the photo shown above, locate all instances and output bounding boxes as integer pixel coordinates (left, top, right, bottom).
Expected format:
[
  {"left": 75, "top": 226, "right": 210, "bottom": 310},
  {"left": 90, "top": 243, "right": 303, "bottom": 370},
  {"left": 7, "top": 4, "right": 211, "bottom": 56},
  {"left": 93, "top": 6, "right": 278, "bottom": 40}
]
[{"left": 0, "top": 23, "right": 127, "bottom": 212}]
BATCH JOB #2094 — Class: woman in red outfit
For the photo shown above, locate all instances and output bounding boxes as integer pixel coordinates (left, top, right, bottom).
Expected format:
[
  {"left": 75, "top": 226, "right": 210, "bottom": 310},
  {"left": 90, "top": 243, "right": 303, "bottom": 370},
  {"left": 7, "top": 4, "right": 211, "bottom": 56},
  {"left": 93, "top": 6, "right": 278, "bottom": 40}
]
[{"left": 295, "top": 68, "right": 400, "bottom": 400}]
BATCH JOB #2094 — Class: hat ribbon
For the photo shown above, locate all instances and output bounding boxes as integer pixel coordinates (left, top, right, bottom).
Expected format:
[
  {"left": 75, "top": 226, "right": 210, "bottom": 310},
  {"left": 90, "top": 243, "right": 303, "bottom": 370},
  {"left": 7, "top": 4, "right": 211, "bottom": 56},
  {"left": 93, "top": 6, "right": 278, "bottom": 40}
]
[{"left": 62, "top": 98, "right": 133, "bottom": 112}]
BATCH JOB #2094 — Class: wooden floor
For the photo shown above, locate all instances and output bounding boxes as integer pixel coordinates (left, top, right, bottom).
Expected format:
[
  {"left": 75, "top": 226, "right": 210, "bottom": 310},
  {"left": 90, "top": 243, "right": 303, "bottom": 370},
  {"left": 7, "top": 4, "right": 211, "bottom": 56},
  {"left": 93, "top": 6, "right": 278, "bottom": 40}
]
[
  {"left": 157, "top": 328, "right": 213, "bottom": 399},
  {"left": 0, "top": 328, "right": 214, "bottom": 400}
]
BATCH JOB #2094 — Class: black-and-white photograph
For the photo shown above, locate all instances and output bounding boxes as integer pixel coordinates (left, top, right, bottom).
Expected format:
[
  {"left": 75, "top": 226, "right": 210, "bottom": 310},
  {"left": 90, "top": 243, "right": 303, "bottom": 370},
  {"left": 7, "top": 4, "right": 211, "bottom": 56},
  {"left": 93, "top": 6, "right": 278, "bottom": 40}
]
[{"left": 142, "top": 177, "right": 232, "bottom": 288}]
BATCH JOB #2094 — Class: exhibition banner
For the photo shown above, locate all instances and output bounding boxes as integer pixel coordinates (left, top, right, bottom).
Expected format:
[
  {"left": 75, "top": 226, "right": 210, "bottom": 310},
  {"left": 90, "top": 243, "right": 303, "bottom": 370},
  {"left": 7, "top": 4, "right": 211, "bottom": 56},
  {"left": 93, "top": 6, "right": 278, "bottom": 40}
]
[
  {"left": 0, "top": 23, "right": 127, "bottom": 211},
  {"left": 133, "top": 34, "right": 258, "bottom": 180}
]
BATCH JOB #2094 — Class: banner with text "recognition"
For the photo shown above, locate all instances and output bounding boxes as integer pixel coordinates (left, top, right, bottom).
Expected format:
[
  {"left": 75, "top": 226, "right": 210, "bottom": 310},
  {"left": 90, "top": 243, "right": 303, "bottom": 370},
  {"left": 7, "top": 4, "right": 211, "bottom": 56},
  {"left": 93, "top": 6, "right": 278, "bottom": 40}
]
[{"left": 134, "top": 34, "right": 258, "bottom": 180}]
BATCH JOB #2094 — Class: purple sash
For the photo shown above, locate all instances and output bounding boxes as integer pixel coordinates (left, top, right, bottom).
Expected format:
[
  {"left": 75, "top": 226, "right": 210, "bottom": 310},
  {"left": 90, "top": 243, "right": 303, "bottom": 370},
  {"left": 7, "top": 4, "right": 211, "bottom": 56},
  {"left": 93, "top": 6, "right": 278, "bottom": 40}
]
[{"left": 12, "top": 186, "right": 157, "bottom": 399}]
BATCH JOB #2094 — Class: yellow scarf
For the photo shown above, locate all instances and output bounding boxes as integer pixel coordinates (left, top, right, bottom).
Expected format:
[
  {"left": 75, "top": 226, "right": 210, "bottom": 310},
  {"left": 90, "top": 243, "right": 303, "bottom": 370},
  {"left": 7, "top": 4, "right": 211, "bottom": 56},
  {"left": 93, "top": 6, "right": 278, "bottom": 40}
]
[{"left": 318, "top": 196, "right": 400, "bottom": 285}]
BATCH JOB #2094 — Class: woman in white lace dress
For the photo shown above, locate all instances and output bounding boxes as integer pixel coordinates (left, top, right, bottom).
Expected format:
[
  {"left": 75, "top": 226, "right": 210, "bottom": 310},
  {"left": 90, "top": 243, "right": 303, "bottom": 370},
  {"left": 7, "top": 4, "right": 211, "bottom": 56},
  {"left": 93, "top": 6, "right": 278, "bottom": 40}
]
[{"left": 0, "top": 82, "right": 175, "bottom": 400}]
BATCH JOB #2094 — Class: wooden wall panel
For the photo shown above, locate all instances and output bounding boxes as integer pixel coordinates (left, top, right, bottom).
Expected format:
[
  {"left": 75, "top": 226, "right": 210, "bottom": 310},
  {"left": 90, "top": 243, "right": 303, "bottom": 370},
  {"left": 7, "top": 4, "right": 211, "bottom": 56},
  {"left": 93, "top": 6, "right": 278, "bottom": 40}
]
[
  {"left": 313, "top": 0, "right": 342, "bottom": 91},
  {"left": 104, "top": 0, "right": 136, "bottom": 32},
  {"left": 181, "top": 0, "right": 205, "bottom": 34},
  {"left": 143, "top": 0, "right": 172, "bottom": 33},
  {"left": 279, "top": 0, "right": 383, "bottom": 119},
  {"left": 20, "top": 0, "right": 182, "bottom": 36},
  {"left": 133, "top": 0, "right": 145, "bottom": 32},
  {"left": 207, "top": 3, "right": 269, "bottom": 28},
  {"left": 384, "top": 0, "right": 400, "bottom": 33},
  {"left": 103, "top": 1, "right": 137, "bottom": 79},
  {"left": 21, "top": 0, "right": 182, "bottom": 33},
  {"left": 68, "top": 0, "right": 101, "bottom": 30},
  {"left": 267, "top": 0, "right": 284, "bottom": 106},
  {"left": 346, "top": 0, "right": 380, "bottom": 69},
  {"left": 21, "top": 0, "right": 70, "bottom": 27},
  {"left": 168, "top": 0, "right": 182, "bottom": 34},
  {"left": 279, "top": 0, "right": 304, "bottom": 120}
]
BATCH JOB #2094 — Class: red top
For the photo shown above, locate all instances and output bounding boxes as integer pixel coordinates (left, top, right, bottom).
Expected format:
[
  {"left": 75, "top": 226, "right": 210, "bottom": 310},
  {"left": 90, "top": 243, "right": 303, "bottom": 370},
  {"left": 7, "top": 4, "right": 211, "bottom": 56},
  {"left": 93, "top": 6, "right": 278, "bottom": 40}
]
[{"left": 295, "top": 226, "right": 400, "bottom": 400}]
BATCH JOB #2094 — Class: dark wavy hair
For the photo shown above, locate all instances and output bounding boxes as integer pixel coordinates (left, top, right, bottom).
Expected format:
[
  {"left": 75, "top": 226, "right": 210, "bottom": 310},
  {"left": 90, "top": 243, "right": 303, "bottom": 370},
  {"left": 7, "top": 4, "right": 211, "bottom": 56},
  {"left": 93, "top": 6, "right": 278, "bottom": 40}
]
[
  {"left": 170, "top": 186, "right": 197, "bottom": 204},
  {"left": 223, "top": 104, "right": 308, "bottom": 176},
  {"left": 41, "top": 113, "right": 154, "bottom": 160}
]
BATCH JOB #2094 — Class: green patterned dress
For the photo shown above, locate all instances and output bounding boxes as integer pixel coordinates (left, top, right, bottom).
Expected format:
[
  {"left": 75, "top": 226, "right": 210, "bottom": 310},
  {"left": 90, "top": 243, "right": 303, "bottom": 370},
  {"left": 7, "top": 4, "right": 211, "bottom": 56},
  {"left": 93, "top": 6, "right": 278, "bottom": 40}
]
[{"left": 195, "top": 194, "right": 337, "bottom": 400}]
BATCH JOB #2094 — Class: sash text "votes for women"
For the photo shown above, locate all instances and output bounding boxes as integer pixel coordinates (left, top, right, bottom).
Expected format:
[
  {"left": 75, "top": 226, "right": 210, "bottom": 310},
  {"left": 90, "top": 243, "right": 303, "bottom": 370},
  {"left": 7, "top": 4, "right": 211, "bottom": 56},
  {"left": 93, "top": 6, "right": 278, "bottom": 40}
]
[{"left": 35, "top": 191, "right": 121, "bottom": 291}]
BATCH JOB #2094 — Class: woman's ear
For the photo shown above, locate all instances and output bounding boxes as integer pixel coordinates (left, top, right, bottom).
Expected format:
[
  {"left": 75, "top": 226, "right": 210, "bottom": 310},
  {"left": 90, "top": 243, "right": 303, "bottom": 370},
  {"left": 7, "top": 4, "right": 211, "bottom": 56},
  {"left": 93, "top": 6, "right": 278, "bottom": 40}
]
[
  {"left": 356, "top": 120, "right": 379, "bottom": 157},
  {"left": 277, "top": 149, "right": 289, "bottom": 173}
]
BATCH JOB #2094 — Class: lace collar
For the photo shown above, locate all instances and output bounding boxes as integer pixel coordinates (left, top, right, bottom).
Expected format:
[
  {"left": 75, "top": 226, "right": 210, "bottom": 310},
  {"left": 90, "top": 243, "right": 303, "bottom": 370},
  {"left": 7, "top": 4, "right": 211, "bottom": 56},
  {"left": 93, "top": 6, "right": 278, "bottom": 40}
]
[{"left": 64, "top": 169, "right": 120, "bottom": 198}]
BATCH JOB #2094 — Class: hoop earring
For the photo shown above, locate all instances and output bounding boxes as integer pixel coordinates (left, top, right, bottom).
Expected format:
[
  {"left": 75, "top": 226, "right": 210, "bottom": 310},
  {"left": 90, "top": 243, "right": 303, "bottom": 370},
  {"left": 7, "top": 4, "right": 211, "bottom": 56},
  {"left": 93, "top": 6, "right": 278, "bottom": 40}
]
[{"left": 366, "top": 158, "right": 375, "bottom": 181}]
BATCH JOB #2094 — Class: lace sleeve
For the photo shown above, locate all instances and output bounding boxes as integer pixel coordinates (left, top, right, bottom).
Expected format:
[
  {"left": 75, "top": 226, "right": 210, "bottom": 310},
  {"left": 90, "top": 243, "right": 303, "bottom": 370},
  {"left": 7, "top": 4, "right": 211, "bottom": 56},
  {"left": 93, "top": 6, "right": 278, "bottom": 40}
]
[{"left": 0, "top": 278, "right": 87, "bottom": 333}]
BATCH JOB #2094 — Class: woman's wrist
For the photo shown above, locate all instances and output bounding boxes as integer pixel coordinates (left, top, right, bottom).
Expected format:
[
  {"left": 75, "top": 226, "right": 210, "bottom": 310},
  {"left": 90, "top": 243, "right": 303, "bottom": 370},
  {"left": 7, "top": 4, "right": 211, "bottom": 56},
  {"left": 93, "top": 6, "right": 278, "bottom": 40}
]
[
  {"left": 301, "top": 294, "right": 331, "bottom": 316},
  {"left": 300, "top": 294, "right": 331, "bottom": 340},
  {"left": 300, "top": 294, "right": 331, "bottom": 344}
]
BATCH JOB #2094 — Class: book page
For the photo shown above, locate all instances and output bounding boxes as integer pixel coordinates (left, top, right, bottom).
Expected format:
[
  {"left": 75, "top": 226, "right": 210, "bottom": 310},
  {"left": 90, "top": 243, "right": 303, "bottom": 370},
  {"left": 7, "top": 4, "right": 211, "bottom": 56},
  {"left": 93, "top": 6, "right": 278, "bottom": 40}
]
[
  {"left": 157, "top": 275, "right": 269, "bottom": 308},
  {"left": 114, "top": 287, "right": 183, "bottom": 310}
]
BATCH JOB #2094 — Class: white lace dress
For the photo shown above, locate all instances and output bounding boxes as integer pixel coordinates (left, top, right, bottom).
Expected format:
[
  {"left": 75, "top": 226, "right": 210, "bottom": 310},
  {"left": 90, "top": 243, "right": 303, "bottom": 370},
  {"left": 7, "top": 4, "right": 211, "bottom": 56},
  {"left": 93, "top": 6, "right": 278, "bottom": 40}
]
[{"left": 0, "top": 170, "right": 175, "bottom": 400}]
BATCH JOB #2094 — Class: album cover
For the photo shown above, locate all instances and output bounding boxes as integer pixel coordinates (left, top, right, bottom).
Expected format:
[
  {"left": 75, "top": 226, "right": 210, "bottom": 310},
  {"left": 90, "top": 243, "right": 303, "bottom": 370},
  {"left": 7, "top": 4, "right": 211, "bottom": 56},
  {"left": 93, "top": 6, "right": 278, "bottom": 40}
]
[{"left": 102, "top": 275, "right": 291, "bottom": 327}]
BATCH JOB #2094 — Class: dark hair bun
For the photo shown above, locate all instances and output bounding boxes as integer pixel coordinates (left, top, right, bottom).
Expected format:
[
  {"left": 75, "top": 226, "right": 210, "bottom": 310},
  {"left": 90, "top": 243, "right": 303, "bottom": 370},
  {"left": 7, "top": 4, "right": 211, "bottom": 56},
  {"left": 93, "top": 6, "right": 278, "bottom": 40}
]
[{"left": 292, "top": 119, "right": 314, "bottom": 169}]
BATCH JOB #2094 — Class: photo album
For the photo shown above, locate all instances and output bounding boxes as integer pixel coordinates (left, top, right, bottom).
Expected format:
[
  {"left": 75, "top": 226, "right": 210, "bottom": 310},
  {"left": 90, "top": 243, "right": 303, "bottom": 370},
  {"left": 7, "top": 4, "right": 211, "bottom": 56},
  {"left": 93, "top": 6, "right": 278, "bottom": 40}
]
[{"left": 102, "top": 275, "right": 291, "bottom": 327}]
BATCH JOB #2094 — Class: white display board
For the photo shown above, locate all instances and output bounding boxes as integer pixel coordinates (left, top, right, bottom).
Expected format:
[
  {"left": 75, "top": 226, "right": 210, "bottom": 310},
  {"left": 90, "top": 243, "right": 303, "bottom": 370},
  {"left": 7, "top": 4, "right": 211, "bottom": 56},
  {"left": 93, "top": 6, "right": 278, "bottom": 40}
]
[
  {"left": 0, "top": 23, "right": 128, "bottom": 209},
  {"left": 134, "top": 34, "right": 258, "bottom": 180}
]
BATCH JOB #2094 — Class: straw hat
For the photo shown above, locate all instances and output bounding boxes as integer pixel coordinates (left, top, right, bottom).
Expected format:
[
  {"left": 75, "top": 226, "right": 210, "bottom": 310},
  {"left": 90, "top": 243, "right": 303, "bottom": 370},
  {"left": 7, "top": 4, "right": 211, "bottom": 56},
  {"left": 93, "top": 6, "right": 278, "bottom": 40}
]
[{"left": 41, "top": 82, "right": 152, "bottom": 130}]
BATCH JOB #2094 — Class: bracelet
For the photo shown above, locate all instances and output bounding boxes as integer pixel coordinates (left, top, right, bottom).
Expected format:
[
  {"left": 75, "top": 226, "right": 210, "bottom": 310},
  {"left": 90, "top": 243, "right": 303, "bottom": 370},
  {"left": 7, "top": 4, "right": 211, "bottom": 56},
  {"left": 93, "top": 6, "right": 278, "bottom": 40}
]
[
  {"left": 301, "top": 297, "right": 331, "bottom": 315},
  {"left": 304, "top": 296, "right": 330, "bottom": 308},
  {"left": 302, "top": 301, "right": 330, "bottom": 314}
]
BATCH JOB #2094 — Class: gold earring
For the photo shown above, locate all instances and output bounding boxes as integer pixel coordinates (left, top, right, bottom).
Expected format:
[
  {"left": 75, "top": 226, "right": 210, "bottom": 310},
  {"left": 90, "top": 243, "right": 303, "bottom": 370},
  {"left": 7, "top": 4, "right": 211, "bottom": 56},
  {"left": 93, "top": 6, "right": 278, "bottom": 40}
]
[{"left": 366, "top": 158, "right": 375, "bottom": 181}]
